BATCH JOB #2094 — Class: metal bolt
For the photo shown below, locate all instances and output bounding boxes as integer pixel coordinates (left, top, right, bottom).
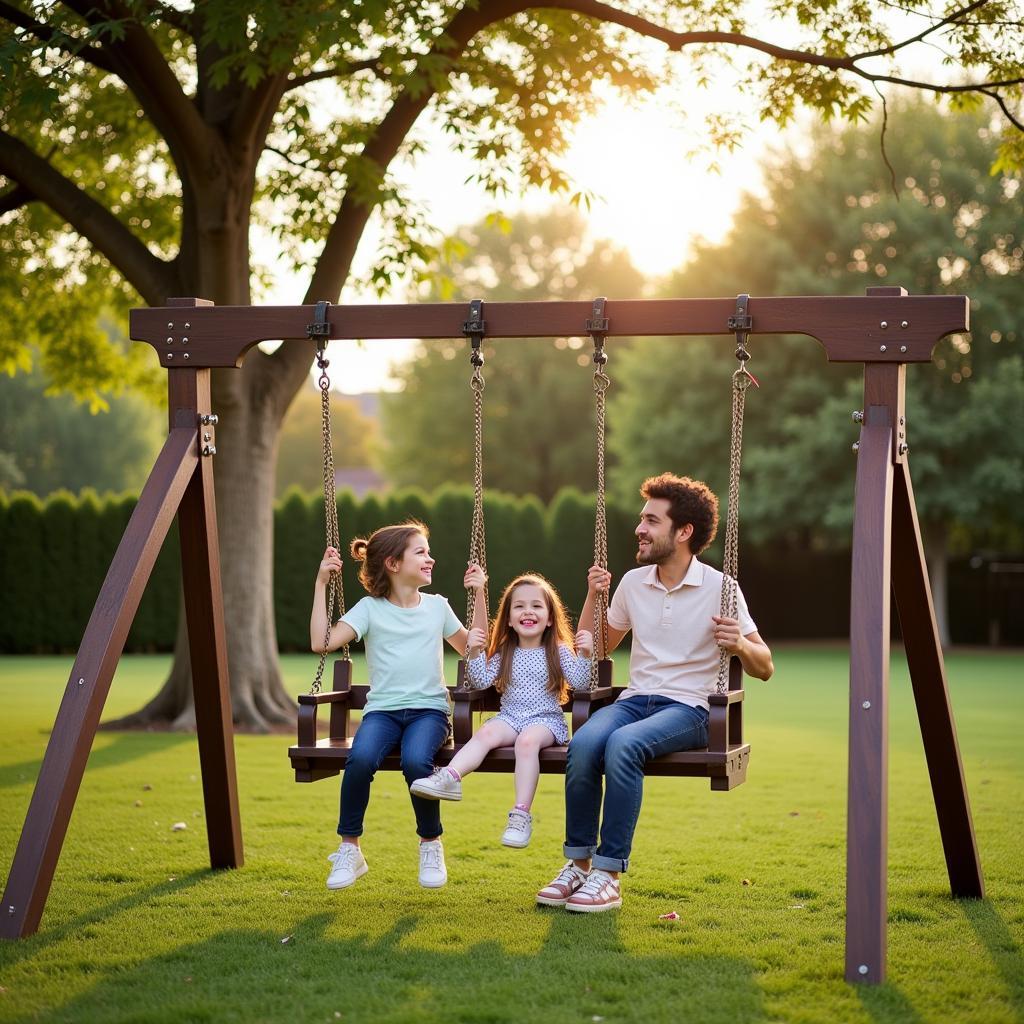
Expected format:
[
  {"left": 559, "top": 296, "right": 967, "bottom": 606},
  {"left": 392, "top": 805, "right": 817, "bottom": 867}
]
[
  {"left": 167, "top": 353, "right": 174, "bottom": 359},
  {"left": 899, "top": 443, "right": 909, "bottom": 455},
  {"left": 880, "top": 345, "right": 887, "bottom": 353},
  {"left": 852, "top": 442, "right": 860, "bottom": 452},
  {"left": 900, "top": 345, "right": 907, "bottom": 353},
  {"left": 166, "top": 337, "right": 173, "bottom": 345},
  {"left": 901, "top": 320, "right": 909, "bottom": 329},
  {"left": 862, "top": 700, "right": 871, "bottom": 709},
  {"left": 880, "top": 321, "right": 888, "bottom": 329},
  {"left": 202, "top": 444, "right": 217, "bottom": 457},
  {"left": 7, "top": 905, "right": 14, "bottom": 915},
  {"left": 203, "top": 431, "right": 211, "bottom": 442},
  {"left": 184, "top": 322, "right": 191, "bottom": 329},
  {"left": 78, "top": 677, "right": 84, "bottom": 686},
  {"left": 201, "top": 413, "right": 219, "bottom": 425},
  {"left": 181, "top": 337, "right": 188, "bottom": 344},
  {"left": 858, "top": 965, "right": 869, "bottom": 976},
  {"left": 167, "top": 322, "right": 174, "bottom": 329},
  {"left": 183, "top": 353, "right": 189, "bottom": 360},
  {"left": 852, "top": 410, "right": 864, "bottom": 424}
]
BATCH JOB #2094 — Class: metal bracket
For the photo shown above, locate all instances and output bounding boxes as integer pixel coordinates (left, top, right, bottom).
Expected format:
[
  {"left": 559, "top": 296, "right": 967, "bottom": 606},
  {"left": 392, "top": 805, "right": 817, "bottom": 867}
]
[
  {"left": 728, "top": 293, "right": 753, "bottom": 333},
  {"left": 587, "top": 296, "right": 609, "bottom": 365},
  {"left": 463, "top": 298, "right": 486, "bottom": 367},
  {"left": 586, "top": 296, "right": 609, "bottom": 335},
  {"left": 306, "top": 300, "right": 331, "bottom": 341}
]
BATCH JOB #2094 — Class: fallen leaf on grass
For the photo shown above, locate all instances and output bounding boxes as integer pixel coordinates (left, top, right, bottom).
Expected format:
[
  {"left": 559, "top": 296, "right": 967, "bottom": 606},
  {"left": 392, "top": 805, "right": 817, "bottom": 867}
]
[
  {"left": 742, "top": 878, "right": 752, "bottom": 886},
  {"left": 658, "top": 911, "right": 680, "bottom": 921},
  {"left": 281, "top": 935, "right": 294, "bottom": 945},
  {"left": 171, "top": 822, "right": 187, "bottom": 832},
  {"left": 142, "top": 784, "right": 152, "bottom": 791}
]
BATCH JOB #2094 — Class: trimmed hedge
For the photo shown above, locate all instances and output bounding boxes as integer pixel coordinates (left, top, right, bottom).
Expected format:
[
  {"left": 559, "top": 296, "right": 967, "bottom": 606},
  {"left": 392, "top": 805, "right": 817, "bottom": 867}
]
[{"left": 0, "top": 487, "right": 1014, "bottom": 653}]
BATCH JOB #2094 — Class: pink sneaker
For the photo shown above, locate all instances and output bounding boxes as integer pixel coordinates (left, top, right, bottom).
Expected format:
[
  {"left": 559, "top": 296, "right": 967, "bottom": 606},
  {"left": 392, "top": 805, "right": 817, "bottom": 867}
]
[
  {"left": 565, "top": 869, "right": 621, "bottom": 913},
  {"left": 536, "top": 862, "right": 589, "bottom": 907}
]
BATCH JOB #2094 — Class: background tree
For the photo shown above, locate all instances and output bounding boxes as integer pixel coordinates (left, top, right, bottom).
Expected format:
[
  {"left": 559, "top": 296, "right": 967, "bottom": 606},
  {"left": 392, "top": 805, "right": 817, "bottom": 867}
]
[
  {"left": 0, "top": 368, "right": 164, "bottom": 495},
  {"left": 610, "top": 101, "right": 1024, "bottom": 644},
  {"left": 275, "top": 382, "right": 375, "bottom": 498},
  {"left": 379, "top": 206, "right": 642, "bottom": 500},
  {"left": 2, "top": 3, "right": 1022, "bottom": 727}
]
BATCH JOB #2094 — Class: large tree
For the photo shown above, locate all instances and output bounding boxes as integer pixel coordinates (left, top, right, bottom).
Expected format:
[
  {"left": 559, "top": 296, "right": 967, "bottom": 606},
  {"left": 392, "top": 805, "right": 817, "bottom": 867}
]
[
  {"left": 2, "top": 2, "right": 1022, "bottom": 727},
  {"left": 379, "top": 206, "right": 642, "bottom": 501},
  {"left": 610, "top": 101, "right": 1024, "bottom": 644}
]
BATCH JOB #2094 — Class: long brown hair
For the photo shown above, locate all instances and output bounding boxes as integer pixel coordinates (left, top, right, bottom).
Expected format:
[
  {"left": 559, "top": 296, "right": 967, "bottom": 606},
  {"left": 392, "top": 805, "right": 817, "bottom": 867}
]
[
  {"left": 487, "top": 574, "right": 576, "bottom": 701},
  {"left": 350, "top": 521, "right": 428, "bottom": 598}
]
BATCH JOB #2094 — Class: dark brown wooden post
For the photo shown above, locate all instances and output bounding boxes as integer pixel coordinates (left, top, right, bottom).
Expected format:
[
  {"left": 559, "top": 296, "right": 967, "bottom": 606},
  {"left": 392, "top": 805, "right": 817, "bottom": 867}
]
[
  {"left": 845, "top": 360, "right": 897, "bottom": 984},
  {"left": 166, "top": 298, "right": 242, "bottom": 869},
  {"left": 891, "top": 457, "right": 983, "bottom": 898},
  {"left": 0, "top": 427, "right": 199, "bottom": 938}
]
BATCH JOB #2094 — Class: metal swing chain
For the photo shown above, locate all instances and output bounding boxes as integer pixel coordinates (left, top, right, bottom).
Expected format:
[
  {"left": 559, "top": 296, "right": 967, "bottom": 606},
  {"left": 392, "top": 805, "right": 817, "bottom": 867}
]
[
  {"left": 309, "top": 303, "right": 348, "bottom": 695},
  {"left": 588, "top": 298, "right": 611, "bottom": 691},
  {"left": 465, "top": 301, "right": 489, "bottom": 630},
  {"left": 715, "top": 295, "right": 756, "bottom": 695}
]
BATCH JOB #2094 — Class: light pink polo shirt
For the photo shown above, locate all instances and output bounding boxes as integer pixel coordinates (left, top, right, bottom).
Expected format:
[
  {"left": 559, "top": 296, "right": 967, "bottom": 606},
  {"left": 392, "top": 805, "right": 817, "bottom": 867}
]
[{"left": 606, "top": 558, "right": 757, "bottom": 711}]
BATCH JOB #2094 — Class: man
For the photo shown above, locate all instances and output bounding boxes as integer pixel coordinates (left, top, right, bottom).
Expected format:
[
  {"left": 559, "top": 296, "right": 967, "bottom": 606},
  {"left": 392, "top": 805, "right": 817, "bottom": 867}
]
[{"left": 537, "top": 472, "right": 773, "bottom": 912}]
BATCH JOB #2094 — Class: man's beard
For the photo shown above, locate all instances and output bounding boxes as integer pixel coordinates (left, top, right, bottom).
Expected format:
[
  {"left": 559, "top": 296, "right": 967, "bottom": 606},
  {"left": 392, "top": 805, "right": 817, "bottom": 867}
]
[{"left": 636, "top": 535, "right": 675, "bottom": 565}]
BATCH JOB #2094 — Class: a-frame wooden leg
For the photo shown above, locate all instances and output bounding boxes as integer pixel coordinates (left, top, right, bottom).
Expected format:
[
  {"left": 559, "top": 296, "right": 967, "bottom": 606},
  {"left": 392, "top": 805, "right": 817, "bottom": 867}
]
[
  {"left": 170, "top": 368, "right": 242, "bottom": 870},
  {"left": 845, "top": 399, "right": 894, "bottom": 984},
  {"left": 891, "top": 457, "right": 983, "bottom": 898},
  {"left": 0, "top": 428, "right": 199, "bottom": 939}
]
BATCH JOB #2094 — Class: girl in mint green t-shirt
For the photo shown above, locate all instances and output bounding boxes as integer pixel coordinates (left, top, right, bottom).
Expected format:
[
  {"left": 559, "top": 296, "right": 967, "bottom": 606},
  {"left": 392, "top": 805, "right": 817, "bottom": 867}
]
[{"left": 310, "top": 520, "right": 481, "bottom": 892}]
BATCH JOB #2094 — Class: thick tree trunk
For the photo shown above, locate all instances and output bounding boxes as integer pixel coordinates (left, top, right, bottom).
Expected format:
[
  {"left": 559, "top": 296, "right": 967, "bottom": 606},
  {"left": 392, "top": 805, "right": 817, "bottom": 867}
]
[{"left": 107, "top": 199, "right": 312, "bottom": 732}]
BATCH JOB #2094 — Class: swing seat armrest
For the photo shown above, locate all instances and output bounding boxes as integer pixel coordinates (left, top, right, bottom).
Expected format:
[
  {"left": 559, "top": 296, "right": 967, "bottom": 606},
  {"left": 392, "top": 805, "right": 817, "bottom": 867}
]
[
  {"left": 298, "top": 691, "right": 353, "bottom": 706},
  {"left": 451, "top": 686, "right": 491, "bottom": 703},
  {"left": 708, "top": 688, "right": 745, "bottom": 755},
  {"left": 708, "top": 689, "right": 745, "bottom": 706},
  {"left": 569, "top": 686, "right": 616, "bottom": 734},
  {"left": 452, "top": 685, "right": 492, "bottom": 744},
  {"left": 297, "top": 691, "right": 354, "bottom": 747}
]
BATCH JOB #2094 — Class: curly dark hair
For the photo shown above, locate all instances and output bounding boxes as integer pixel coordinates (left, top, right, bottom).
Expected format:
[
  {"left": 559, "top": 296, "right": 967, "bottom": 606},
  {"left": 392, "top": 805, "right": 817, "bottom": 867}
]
[{"left": 640, "top": 473, "right": 719, "bottom": 555}]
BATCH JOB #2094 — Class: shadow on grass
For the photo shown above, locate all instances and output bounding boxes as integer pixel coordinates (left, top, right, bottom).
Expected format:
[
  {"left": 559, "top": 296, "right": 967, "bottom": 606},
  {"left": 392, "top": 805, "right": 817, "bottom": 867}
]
[
  {"left": 856, "top": 980, "right": 925, "bottom": 1024},
  {"left": 960, "top": 898, "right": 1024, "bottom": 1016},
  {"left": 0, "top": 731, "right": 192, "bottom": 790},
  {"left": 0, "top": 870, "right": 209, "bottom": 972},
  {"left": 19, "top": 911, "right": 763, "bottom": 1024}
]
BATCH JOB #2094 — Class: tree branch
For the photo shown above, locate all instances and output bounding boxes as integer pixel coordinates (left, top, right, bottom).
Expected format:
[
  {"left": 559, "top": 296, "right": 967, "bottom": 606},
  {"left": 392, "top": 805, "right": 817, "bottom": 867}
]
[
  {"left": 542, "top": 0, "right": 1024, "bottom": 94},
  {"left": 58, "top": 0, "right": 218, "bottom": 172},
  {"left": 0, "top": 0, "right": 118, "bottom": 73},
  {"left": 0, "top": 182, "right": 35, "bottom": 217},
  {"left": 0, "top": 129, "right": 176, "bottom": 304},
  {"left": 284, "top": 58, "right": 386, "bottom": 91},
  {"left": 855, "top": 0, "right": 994, "bottom": 60},
  {"left": 981, "top": 88, "right": 1024, "bottom": 132}
]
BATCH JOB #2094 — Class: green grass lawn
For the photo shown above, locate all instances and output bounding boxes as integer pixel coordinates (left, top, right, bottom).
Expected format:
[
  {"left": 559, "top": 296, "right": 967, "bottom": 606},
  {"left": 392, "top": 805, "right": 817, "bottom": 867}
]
[{"left": 0, "top": 648, "right": 1021, "bottom": 1024}]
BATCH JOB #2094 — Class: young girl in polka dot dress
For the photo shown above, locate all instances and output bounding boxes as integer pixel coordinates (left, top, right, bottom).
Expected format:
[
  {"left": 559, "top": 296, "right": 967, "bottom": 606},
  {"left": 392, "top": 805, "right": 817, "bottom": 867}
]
[{"left": 411, "top": 573, "right": 592, "bottom": 848}]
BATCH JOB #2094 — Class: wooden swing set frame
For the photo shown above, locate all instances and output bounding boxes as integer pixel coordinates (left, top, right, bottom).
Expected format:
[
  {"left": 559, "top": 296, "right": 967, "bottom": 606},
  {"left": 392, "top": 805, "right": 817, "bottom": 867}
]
[{"left": 0, "top": 287, "right": 984, "bottom": 987}]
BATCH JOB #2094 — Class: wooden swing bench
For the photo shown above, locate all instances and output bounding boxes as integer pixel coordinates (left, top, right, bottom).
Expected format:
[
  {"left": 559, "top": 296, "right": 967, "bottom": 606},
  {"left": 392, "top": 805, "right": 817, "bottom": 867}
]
[{"left": 288, "top": 657, "right": 749, "bottom": 789}]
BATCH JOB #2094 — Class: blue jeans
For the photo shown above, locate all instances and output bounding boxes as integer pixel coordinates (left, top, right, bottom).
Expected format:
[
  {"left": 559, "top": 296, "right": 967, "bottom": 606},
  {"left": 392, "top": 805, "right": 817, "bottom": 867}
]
[
  {"left": 564, "top": 695, "right": 709, "bottom": 872},
  {"left": 339, "top": 708, "right": 450, "bottom": 840}
]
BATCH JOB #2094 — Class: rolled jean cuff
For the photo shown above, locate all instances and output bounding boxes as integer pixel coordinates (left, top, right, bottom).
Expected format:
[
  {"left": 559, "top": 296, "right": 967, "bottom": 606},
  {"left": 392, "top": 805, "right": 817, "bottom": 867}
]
[
  {"left": 563, "top": 844, "right": 596, "bottom": 860},
  {"left": 592, "top": 853, "right": 629, "bottom": 873}
]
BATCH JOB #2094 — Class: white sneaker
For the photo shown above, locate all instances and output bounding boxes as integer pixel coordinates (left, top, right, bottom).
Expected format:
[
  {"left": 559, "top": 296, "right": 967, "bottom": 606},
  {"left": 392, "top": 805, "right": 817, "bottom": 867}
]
[
  {"left": 410, "top": 768, "right": 462, "bottom": 802},
  {"left": 326, "top": 842, "right": 368, "bottom": 890},
  {"left": 501, "top": 808, "right": 532, "bottom": 848},
  {"left": 418, "top": 839, "right": 447, "bottom": 888}
]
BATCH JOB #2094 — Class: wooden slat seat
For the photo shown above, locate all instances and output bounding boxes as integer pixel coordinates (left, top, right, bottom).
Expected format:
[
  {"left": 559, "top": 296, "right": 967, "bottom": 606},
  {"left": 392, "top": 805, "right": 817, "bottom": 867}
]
[{"left": 288, "top": 658, "right": 749, "bottom": 791}]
